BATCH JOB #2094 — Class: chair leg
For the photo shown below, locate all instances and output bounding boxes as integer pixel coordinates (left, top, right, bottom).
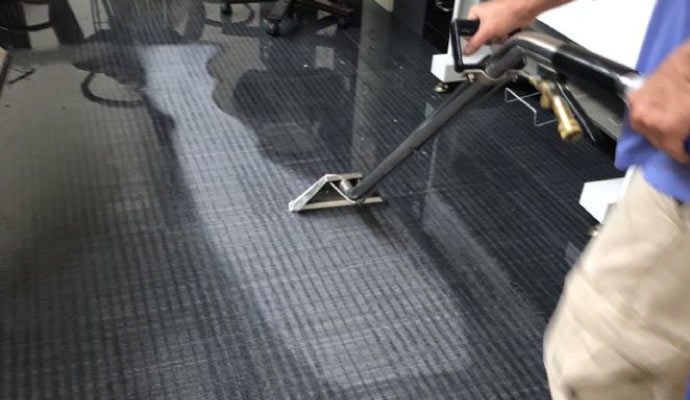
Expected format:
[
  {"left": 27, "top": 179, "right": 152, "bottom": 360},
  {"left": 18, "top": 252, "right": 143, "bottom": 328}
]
[
  {"left": 296, "top": 0, "right": 353, "bottom": 17},
  {"left": 264, "top": 0, "right": 293, "bottom": 36},
  {"left": 224, "top": 0, "right": 277, "bottom": 14},
  {"left": 221, "top": 1, "right": 233, "bottom": 15},
  {"left": 222, "top": 0, "right": 279, "bottom": 20},
  {"left": 267, "top": 0, "right": 293, "bottom": 23}
]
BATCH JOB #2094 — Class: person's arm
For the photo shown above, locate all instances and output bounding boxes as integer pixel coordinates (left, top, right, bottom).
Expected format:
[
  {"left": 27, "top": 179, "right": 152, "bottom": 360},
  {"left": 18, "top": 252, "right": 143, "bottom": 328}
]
[
  {"left": 465, "top": 1, "right": 690, "bottom": 163},
  {"left": 628, "top": 41, "right": 690, "bottom": 163},
  {"left": 463, "top": 0, "right": 573, "bottom": 55}
]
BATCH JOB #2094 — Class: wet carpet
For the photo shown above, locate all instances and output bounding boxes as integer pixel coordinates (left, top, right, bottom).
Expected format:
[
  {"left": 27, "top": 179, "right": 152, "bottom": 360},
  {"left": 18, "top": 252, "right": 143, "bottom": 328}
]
[{"left": 0, "top": 1, "right": 621, "bottom": 399}]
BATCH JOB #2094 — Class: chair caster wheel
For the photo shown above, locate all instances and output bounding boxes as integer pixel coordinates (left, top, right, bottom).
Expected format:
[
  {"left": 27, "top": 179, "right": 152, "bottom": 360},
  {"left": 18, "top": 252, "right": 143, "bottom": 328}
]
[
  {"left": 221, "top": 3, "right": 232, "bottom": 15},
  {"left": 434, "top": 82, "right": 450, "bottom": 94},
  {"left": 588, "top": 224, "right": 601, "bottom": 237},
  {"left": 266, "top": 21, "right": 280, "bottom": 36}
]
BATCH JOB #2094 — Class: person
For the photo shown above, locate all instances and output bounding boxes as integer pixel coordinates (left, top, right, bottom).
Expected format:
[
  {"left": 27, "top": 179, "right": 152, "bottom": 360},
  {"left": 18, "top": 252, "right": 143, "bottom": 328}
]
[{"left": 464, "top": 0, "right": 690, "bottom": 398}]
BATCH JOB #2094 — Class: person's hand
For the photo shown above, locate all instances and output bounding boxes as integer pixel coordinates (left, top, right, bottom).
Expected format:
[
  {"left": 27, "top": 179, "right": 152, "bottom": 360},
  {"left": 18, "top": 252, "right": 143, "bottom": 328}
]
[
  {"left": 463, "top": 0, "right": 539, "bottom": 55},
  {"left": 628, "top": 46, "right": 690, "bottom": 164}
]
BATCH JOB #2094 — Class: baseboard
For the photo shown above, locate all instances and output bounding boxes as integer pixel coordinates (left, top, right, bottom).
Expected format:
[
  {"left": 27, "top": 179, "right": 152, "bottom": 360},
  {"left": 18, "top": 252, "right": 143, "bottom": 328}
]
[
  {"left": 0, "top": 47, "right": 8, "bottom": 97},
  {"left": 374, "top": 0, "right": 394, "bottom": 12}
]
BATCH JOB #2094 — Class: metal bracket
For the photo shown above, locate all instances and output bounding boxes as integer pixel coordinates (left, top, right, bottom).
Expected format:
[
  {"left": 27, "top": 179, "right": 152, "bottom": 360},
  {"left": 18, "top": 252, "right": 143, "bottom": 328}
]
[
  {"left": 504, "top": 87, "right": 557, "bottom": 127},
  {"left": 458, "top": 69, "right": 520, "bottom": 85}
]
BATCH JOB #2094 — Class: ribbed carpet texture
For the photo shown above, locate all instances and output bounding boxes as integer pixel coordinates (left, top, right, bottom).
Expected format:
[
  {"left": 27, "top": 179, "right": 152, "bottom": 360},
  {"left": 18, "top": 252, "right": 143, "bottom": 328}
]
[{"left": 0, "top": 1, "right": 621, "bottom": 399}]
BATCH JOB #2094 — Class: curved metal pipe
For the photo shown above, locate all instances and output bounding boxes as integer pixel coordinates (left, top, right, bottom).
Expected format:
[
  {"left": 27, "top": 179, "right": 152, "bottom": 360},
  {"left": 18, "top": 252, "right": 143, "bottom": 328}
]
[
  {"left": 491, "top": 30, "right": 641, "bottom": 101},
  {"left": 493, "top": 30, "right": 564, "bottom": 60}
]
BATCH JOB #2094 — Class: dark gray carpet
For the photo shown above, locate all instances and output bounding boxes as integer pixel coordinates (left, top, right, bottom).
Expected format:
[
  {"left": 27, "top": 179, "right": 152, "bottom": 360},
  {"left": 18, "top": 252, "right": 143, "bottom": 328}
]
[{"left": 0, "top": 1, "right": 620, "bottom": 398}]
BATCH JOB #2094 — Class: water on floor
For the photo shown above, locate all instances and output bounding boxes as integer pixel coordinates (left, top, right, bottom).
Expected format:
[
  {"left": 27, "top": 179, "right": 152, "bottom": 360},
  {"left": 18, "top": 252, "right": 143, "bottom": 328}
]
[{"left": 0, "top": 1, "right": 621, "bottom": 399}]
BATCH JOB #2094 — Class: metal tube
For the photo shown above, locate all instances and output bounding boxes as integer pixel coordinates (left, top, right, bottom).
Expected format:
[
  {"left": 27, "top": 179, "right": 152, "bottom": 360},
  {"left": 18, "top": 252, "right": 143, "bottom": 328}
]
[
  {"left": 347, "top": 48, "right": 525, "bottom": 201},
  {"left": 344, "top": 32, "right": 647, "bottom": 202},
  {"left": 492, "top": 31, "right": 562, "bottom": 62},
  {"left": 496, "top": 31, "right": 643, "bottom": 101},
  {"left": 347, "top": 80, "right": 491, "bottom": 200}
]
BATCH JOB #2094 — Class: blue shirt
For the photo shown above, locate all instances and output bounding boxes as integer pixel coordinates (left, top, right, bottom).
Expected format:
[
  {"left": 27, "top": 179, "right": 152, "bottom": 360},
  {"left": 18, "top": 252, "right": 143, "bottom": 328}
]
[{"left": 614, "top": 0, "right": 690, "bottom": 201}]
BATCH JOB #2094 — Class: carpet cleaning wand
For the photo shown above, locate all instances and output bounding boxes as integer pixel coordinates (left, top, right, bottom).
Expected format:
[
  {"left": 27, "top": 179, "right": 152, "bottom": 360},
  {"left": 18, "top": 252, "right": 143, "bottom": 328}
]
[{"left": 289, "top": 22, "right": 646, "bottom": 212}]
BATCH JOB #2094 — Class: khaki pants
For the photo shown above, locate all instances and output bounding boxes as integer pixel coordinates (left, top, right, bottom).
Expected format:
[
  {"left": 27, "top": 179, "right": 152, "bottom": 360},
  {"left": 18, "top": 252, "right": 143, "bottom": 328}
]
[{"left": 545, "top": 170, "right": 690, "bottom": 399}]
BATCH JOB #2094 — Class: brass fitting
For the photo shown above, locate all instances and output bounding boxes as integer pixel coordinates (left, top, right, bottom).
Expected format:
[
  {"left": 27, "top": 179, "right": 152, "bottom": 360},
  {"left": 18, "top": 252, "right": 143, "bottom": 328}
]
[
  {"left": 531, "top": 78, "right": 583, "bottom": 142},
  {"left": 552, "top": 95, "right": 582, "bottom": 142}
]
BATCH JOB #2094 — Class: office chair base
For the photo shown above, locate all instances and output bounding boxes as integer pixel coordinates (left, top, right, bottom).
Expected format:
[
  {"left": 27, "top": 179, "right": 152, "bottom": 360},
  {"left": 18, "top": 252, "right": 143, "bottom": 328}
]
[{"left": 226, "top": 0, "right": 354, "bottom": 36}]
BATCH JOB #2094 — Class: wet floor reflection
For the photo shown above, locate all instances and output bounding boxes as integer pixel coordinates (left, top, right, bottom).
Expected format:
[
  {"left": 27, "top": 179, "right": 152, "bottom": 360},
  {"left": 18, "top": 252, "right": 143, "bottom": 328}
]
[{"left": 0, "top": 1, "right": 621, "bottom": 399}]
